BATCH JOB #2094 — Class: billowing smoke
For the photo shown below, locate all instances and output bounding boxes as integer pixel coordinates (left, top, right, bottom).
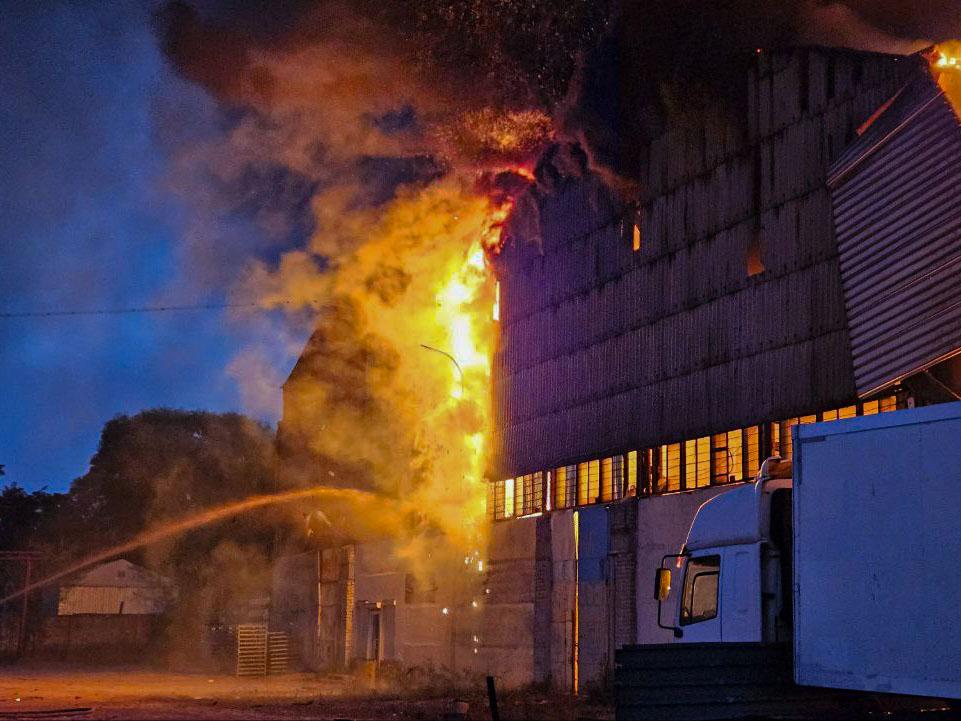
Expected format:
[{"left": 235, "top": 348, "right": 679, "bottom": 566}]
[{"left": 152, "top": 0, "right": 961, "bottom": 576}]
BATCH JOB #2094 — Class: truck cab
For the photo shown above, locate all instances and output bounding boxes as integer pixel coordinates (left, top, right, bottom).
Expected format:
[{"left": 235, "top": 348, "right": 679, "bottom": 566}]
[{"left": 656, "top": 458, "right": 793, "bottom": 644}]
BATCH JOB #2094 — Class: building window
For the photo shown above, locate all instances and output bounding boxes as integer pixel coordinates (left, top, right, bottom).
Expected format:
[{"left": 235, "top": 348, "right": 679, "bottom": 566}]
[
  {"left": 685, "top": 436, "right": 711, "bottom": 489},
  {"left": 515, "top": 472, "right": 544, "bottom": 517},
  {"left": 578, "top": 460, "right": 600, "bottom": 505},
  {"left": 533, "top": 471, "right": 544, "bottom": 513},
  {"left": 600, "top": 455, "right": 625, "bottom": 502},
  {"left": 490, "top": 481, "right": 509, "bottom": 521},
  {"left": 487, "top": 394, "right": 905, "bottom": 522},
  {"left": 713, "top": 429, "right": 743, "bottom": 484},
  {"left": 632, "top": 224, "right": 642, "bottom": 252},
  {"left": 744, "top": 426, "right": 761, "bottom": 479},
  {"left": 747, "top": 229, "right": 765, "bottom": 276},
  {"left": 656, "top": 444, "right": 681, "bottom": 493},
  {"left": 554, "top": 465, "right": 577, "bottom": 509}
]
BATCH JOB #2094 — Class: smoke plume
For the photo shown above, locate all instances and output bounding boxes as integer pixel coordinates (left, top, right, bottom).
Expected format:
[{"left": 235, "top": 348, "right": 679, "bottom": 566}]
[{"left": 153, "top": 0, "right": 961, "bottom": 571}]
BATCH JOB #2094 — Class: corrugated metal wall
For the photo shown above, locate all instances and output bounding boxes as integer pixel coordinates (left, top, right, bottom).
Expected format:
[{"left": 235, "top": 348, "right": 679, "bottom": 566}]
[
  {"left": 495, "top": 48, "right": 922, "bottom": 478},
  {"left": 829, "top": 74, "right": 961, "bottom": 396}
]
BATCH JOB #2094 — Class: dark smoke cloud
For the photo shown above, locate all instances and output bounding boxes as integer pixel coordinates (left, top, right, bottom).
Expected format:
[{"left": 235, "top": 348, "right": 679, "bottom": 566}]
[
  {"left": 561, "top": 0, "right": 958, "bottom": 184},
  {"left": 156, "top": 0, "right": 612, "bottom": 113},
  {"left": 155, "top": 0, "right": 958, "bottom": 197}
]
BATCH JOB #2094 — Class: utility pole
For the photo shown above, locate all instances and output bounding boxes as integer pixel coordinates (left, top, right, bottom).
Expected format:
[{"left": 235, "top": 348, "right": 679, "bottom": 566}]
[{"left": 0, "top": 551, "right": 42, "bottom": 656}]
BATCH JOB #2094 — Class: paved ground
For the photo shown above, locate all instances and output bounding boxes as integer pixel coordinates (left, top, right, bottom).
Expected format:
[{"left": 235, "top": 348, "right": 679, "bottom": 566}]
[{"left": 0, "top": 667, "right": 613, "bottom": 720}]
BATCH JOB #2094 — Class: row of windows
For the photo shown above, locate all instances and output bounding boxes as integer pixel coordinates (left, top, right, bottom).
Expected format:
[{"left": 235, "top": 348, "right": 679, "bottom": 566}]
[{"left": 489, "top": 396, "right": 899, "bottom": 521}]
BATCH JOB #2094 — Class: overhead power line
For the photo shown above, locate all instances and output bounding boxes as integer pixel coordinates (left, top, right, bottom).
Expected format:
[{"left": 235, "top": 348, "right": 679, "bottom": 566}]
[{"left": 0, "top": 300, "right": 329, "bottom": 319}]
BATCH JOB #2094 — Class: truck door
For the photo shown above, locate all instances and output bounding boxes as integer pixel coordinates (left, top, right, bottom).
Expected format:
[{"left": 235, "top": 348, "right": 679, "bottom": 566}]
[
  {"left": 720, "top": 545, "right": 762, "bottom": 642},
  {"left": 678, "top": 554, "right": 722, "bottom": 642}
]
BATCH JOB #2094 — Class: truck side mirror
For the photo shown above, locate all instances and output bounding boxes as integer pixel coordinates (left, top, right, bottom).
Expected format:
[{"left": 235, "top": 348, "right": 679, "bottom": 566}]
[{"left": 654, "top": 568, "right": 672, "bottom": 601}]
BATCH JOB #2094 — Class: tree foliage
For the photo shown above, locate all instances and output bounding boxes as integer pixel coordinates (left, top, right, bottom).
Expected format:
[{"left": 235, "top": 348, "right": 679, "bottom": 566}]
[{"left": 0, "top": 409, "right": 303, "bottom": 661}]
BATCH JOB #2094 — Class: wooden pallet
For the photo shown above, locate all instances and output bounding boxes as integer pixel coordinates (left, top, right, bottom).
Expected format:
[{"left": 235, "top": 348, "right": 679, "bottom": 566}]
[{"left": 236, "top": 624, "right": 267, "bottom": 677}]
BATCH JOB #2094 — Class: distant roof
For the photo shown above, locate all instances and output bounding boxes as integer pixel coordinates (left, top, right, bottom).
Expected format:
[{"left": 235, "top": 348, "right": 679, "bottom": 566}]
[{"left": 63, "top": 558, "right": 172, "bottom": 589}]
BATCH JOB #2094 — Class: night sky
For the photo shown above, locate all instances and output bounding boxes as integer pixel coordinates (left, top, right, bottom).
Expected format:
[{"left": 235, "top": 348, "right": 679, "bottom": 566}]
[{"left": 1, "top": 2, "right": 292, "bottom": 491}]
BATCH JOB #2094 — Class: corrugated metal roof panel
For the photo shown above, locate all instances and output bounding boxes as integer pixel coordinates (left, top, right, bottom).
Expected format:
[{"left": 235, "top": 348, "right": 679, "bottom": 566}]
[{"left": 829, "top": 73, "right": 961, "bottom": 396}]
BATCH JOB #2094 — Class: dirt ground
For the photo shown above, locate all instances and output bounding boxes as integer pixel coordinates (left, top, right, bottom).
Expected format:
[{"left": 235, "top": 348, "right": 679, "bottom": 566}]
[{"left": 0, "top": 666, "right": 613, "bottom": 720}]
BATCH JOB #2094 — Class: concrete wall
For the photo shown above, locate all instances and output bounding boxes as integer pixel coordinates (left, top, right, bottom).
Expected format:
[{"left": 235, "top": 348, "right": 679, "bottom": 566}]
[
  {"left": 482, "top": 516, "right": 537, "bottom": 686},
  {"left": 483, "top": 482, "right": 739, "bottom": 689},
  {"left": 350, "top": 540, "right": 453, "bottom": 669},
  {"left": 548, "top": 511, "right": 576, "bottom": 690}
]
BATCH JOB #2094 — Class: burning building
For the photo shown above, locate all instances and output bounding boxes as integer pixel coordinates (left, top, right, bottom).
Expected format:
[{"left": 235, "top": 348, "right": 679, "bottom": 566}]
[
  {"left": 482, "top": 44, "right": 961, "bottom": 689},
  {"left": 276, "top": 43, "right": 961, "bottom": 687}
]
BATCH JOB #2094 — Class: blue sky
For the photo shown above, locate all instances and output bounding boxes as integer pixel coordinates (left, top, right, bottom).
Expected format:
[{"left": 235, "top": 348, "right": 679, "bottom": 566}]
[{"left": 0, "top": 2, "right": 285, "bottom": 491}]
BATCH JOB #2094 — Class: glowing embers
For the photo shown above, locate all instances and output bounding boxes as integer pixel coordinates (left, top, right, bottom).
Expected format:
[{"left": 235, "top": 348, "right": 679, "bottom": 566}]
[
  {"left": 935, "top": 52, "right": 960, "bottom": 70},
  {"left": 932, "top": 42, "right": 961, "bottom": 118}
]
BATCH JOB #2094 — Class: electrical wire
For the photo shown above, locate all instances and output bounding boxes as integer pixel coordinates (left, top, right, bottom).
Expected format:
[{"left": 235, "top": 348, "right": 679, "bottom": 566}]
[{"left": 0, "top": 300, "right": 328, "bottom": 319}]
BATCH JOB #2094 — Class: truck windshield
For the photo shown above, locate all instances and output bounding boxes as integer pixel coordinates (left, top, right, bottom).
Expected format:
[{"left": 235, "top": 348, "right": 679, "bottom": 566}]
[{"left": 680, "top": 555, "right": 720, "bottom": 626}]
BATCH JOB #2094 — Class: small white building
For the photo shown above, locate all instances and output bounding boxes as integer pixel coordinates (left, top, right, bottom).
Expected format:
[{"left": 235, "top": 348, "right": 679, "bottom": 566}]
[{"left": 57, "top": 559, "right": 175, "bottom": 616}]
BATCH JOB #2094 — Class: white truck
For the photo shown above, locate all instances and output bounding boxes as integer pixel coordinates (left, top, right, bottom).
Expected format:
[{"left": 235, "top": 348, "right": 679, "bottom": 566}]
[{"left": 621, "top": 402, "right": 961, "bottom": 719}]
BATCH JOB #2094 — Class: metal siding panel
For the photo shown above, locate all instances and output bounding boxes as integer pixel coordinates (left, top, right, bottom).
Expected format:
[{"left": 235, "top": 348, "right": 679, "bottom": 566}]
[{"left": 831, "top": 75, "right": 961, "bottom": 395}]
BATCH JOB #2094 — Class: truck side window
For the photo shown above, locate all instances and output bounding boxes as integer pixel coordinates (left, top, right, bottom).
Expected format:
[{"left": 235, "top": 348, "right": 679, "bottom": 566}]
[{"left": 680, "top": 555, "right": 720, "bottom": 625}]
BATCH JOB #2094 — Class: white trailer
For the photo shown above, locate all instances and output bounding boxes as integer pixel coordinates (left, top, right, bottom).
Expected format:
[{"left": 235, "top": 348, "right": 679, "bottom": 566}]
[
  {"left": 619, "top": 402, "right": 961, "bottom": 719},
  {"left": 793, "top": 401, "right": 961, "bottom": 699}
]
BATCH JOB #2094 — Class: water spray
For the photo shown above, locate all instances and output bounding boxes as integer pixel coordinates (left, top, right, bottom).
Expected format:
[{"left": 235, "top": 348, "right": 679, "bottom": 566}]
[{"left": 0, "top": 487, "right": 403, "bottom": 605}]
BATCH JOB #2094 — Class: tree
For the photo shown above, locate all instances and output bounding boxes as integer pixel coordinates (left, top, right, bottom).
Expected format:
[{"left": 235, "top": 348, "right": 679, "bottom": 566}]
[
  {"left": 42, "top": 409, "right": 304, "bottom": 666},
  {"left": 66, "top": 409, "right": 281, "bottom": 556}
]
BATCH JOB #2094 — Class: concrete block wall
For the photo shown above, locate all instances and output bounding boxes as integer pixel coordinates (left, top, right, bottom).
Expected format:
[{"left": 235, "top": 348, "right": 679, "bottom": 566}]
[
  {"left": 484, "top": 483, "right": 738, "bottom": 689},
  {"left": 481, "top": 516, "right": 537, "bottom": 686}
]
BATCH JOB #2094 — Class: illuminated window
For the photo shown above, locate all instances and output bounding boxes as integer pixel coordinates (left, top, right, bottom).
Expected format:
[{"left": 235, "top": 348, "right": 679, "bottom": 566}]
[
  {"left": 492, "top": 281, "right": 501, "bottom": 322},
  {"left": 880, "top": 396, "right": 897, "bottom": 413},
  {"left": 554, "top": 465, "right": 577, "bottom": 509},
  {"left": 770, "top": 422, "right": 782, "bottom": 457},
  {"left": 747, "top": 229, "right": 765, "bottom": 276},
  {"left": 780, "top": 419, "right": 798, "bottom": 459},
  {"left": 524, "top": 472, "right": 543, "bottom": 515},
  {"left": 516, "top": 475, "right": 528, "bottom": 516},
  {"left": 632, "top": 224, "right": 642, "bottom": 252},
  {"left": 545, "top": 471, "right": 552, "bottom": 512},
  {"left": 685, "top": 437, "right": 711, "bottom": 489},
  {"left": 504, "top": 478, "right": 515, "bottom": 518},
  {"left": 744, "top": 426, "right": 760, "bottom": 479},
  {"left": 491, "top": 480, "right": 509, "bottom": 521},
  {"left": 514, "top": 472, "right": 544, "bottom": 517},
  {"left": 576, "top": 462, "right": 589, "bottom": 505},
  {"left": 600, "top": 456, "right": 625, "bottom": 502},
  {"left": 713, "top": 429, "right": 743, "bottom": 484},
  {"left": 657, "top": 444, "right": 681, "bottom": 493},
  {"left": 800, "top": 414, "right": 817, "bottom": 425},
  {"left": 627, "top": 451, "right": 638, "bottom": 497},
  {"left": 534, "top": 471, "right": 543, "bottom": 512},
  {"left": 839, "top": 405, "right": 857, "bottom": 419},
  {"left": 821, "top": 409, "right": 839, "bottom": 422},
  {"left": 862, "top": 400, "right": 879, "bottom": 415},
  {"left": 578, "top": 460, "right": 600, "bottom": 505}
]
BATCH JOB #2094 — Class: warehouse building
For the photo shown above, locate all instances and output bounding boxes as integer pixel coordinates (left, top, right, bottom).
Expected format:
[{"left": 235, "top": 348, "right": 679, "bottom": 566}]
[
  {"left": 276, "top": 45, "right": 961, "bottom": 688},
  {"left": 482, "top": 45, "right": 961, "bottom": 689}
]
